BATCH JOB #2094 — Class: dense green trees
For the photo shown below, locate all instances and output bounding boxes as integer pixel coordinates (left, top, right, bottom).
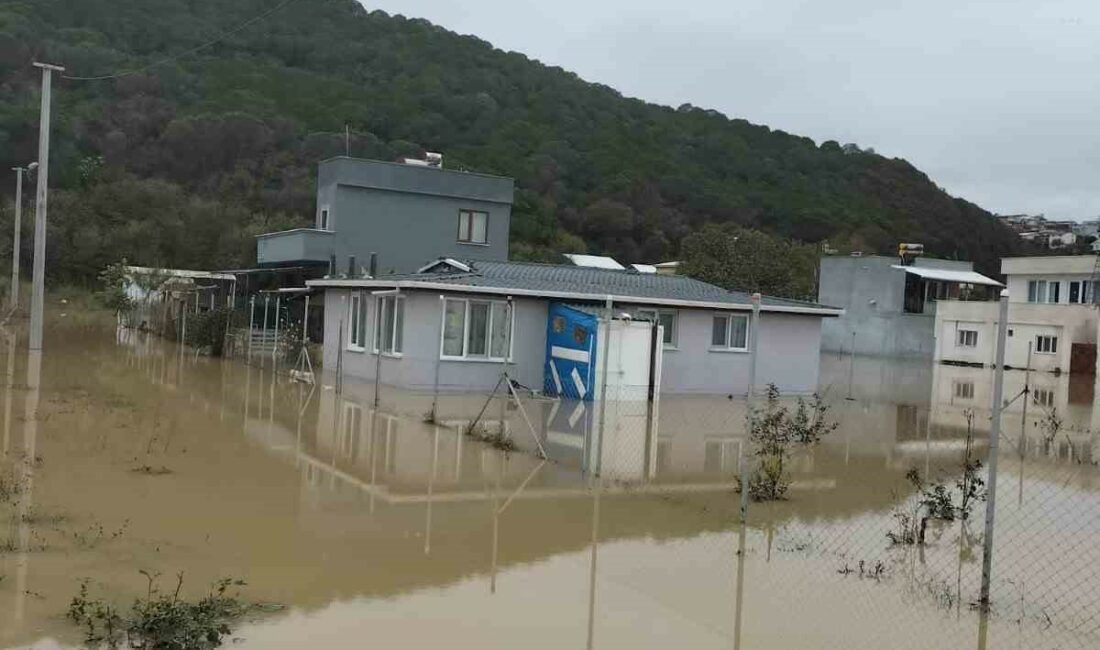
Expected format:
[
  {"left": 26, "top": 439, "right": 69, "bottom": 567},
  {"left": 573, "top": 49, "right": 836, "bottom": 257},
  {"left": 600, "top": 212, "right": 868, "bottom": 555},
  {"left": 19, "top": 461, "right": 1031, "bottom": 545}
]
[
  {"left": 680, "top": 225, "right": 820, "bottom": 300},
  {"left": 0, "top": 0, "right": 1026, "bottom": 285}
]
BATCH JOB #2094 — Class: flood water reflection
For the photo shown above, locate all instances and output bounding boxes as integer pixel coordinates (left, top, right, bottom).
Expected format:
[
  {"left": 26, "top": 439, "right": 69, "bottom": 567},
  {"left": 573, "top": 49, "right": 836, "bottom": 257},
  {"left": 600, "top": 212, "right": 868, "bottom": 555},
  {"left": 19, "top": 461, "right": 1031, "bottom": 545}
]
[{"left": 0, "top": 321, "right": 1097, "bottom": 649}]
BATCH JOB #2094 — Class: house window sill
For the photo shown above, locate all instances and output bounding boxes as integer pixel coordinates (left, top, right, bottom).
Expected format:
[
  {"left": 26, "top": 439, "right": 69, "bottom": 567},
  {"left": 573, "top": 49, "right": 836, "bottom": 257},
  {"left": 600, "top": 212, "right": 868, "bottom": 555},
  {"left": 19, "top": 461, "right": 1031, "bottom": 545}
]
[
  {"left": 708, "top": 347, "right": 749, "bottom": 354},
  {"left": 440, "top": 356, "right": 513, "bottom": 364},
  {"left": 457, "top": 241, "right": 491, "bottom": 247},
  {"left": 371, "top": 351, "right": 404, "bottom": 359}
]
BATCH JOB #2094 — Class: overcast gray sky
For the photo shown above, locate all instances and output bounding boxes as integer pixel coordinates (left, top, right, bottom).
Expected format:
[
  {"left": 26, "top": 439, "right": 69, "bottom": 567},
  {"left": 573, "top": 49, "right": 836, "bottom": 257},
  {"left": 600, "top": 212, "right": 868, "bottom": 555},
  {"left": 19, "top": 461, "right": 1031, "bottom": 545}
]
[{"left": 362, "top": 1, "right": 1099, "bottom": 220}]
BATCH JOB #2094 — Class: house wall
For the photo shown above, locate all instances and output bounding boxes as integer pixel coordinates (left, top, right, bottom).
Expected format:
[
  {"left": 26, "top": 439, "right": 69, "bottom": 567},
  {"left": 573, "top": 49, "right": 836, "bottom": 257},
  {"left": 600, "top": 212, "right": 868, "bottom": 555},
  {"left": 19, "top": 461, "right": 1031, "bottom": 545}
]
[
  {"left": 657, "top": 310, "right": 822, "bottom": 394},
  {"left": 323, "top": 289, "right": 827, "bottom": 396},
  {"left": 315, "top": 157, "right": 513, "bottom": 274},
  {"left": 934, "top": 301, "right": 1098, "bottom": 373},
  {"left": 323, "top": 289, "right": 546, "bottom": 392},
  {"left": 818, "top": 255, "right": 984, "bottom": 358},
  {"left": 1001, "top": 256, "right": 1095, "bottom": 277}
]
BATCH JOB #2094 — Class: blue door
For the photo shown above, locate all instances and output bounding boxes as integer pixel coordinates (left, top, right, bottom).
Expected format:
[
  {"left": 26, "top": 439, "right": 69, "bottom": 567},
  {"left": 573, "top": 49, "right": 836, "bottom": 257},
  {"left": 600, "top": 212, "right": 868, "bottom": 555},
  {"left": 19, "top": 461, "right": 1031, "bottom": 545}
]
[{"left": 544, "top": 303, "right": 598, "bottom": 401}]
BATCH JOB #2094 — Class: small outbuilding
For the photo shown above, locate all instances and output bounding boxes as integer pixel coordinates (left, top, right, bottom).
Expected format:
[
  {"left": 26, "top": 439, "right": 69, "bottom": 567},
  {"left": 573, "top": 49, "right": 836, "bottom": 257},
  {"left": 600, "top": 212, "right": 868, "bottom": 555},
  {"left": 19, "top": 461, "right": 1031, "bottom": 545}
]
[{"left": 307, "top": 258, "right": 841, "bottom": 396}]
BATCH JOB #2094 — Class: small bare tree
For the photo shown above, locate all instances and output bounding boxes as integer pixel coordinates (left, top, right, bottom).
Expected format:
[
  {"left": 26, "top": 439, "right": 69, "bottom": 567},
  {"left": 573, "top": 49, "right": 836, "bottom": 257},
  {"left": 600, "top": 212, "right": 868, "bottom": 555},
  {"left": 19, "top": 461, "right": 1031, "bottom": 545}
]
[{"left": 747, "top": 385, "right": 838, "bottom": 501}]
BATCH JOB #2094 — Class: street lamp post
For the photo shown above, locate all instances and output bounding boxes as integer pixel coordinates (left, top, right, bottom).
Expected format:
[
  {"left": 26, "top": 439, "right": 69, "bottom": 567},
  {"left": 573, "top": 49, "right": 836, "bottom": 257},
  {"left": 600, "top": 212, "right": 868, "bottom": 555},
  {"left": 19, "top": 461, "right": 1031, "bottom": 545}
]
[{"left": 9, "top": 162, "right": 37, "bottom": 310}]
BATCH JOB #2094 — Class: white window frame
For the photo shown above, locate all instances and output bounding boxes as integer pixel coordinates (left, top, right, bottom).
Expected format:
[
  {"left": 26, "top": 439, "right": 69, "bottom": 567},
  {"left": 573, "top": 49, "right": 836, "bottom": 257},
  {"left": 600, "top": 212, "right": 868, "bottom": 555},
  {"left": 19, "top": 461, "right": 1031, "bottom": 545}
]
[
  {"left": 372, "top": 295, "right": 405, "bottom": 357},
  {"left": 1032, "top": 387, "right": 1055, "bottom": 407},
  {"left": 439, "top": 297, "right": 514, "bottom": 362},
  {"left": 703, "top": 437, "right": 741, "bottom": 473},
  {"left": 953, "top": 381, "right": 975, "bottom": 400},
  {"left": 636, "top": 308, "right": 678, "bottom": 349},
  {"left": 710, "top": 313, "right": 750, "bottom": 352},
  {"left": 956, "top": 328, "right": 978, "bottom": 348},
  {"left": 1069, "top": 280, "right": 1096, "bottom": 304},
  {"left": 457, "top": 209, "right": 489, "bottom": 245},
  {"left": 341, "top": 401, "right": 363, "bottom": 459},
  {"left": 1027, "top": 280, "right": 1062, "bottom": 304},
  {"left": 1035, "top": 334, "right": 1058, "bottom": 355},
  {"left": 319, "top": 205, "right": 330, "bottom": 231},
  {"left": 347, "top": 291, "right": 368, "bottom": 351}
]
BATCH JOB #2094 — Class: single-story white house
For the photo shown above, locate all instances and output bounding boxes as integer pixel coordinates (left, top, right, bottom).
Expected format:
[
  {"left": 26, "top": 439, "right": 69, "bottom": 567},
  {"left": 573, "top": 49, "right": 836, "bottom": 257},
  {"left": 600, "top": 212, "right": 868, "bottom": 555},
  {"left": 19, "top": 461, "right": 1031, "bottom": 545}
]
[{"left": 306, "top": 258, "right": 843, "bottom": 395}]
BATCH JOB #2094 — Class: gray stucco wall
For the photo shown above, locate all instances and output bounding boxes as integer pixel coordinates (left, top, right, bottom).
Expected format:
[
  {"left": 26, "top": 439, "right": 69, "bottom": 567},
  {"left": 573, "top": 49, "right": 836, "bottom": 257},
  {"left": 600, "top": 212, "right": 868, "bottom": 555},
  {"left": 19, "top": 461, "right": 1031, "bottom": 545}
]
[
  {"left": 315, "top": 157, "right": 513, "bottom": 274},
  {"left": 655, "top": 309, "right": 822, "bottom": 395},
  {"left": 256, "top": 228, "right": 335, "bottom": 266},
  {"left": 818, "top": 255, "right": 974, "bottom": 358},
  {"left": 323, "top": 289, "right": 826, "bottom": 396},
  {"left": 323, "top": 289, "right": 546, "bottom": 392}
]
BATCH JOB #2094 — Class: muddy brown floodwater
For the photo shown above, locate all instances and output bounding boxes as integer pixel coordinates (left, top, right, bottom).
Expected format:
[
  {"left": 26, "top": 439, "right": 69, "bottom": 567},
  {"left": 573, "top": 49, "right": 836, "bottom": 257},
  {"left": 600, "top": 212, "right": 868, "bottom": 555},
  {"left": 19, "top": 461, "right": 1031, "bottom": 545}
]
[{"left": 1, "top": 316, "right": 1098, "bottom": 649}]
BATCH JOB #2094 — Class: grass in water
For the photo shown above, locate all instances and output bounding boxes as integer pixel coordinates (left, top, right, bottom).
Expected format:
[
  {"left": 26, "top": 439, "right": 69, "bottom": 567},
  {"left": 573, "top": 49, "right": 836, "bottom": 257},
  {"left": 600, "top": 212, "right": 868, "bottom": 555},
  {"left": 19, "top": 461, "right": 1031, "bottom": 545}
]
[{"left": 68, "top": 572, "right": 251, "bottom": 650}]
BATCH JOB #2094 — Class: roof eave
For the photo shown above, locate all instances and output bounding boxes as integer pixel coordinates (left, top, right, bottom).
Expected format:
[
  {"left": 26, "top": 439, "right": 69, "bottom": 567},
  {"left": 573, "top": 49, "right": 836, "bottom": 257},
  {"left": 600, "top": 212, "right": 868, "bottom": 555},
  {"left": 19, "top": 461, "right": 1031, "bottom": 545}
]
[{"left": 305, "top": 278, "right": 843, "bottom": 316}]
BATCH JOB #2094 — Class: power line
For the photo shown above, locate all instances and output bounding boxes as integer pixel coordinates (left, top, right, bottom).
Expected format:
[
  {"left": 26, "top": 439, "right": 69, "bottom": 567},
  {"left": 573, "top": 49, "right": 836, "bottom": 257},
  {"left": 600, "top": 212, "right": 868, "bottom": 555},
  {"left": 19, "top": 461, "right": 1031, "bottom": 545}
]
[{"left": 61, "top": 0, "right": 303, "bottom": 81}]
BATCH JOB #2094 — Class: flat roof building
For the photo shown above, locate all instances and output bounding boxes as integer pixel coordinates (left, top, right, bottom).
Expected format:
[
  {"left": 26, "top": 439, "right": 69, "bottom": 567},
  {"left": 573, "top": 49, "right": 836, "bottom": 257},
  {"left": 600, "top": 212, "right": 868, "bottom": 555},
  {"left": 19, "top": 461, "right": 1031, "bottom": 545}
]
[
  {"left": 818, "top": 255, "right": 1001, "bottom": 358},
  {"left": 935, "top": 255, "right": 1100, "bottom": 374},
  {"left": 256, "top": 156, "right": 514, "bottom": 275}
]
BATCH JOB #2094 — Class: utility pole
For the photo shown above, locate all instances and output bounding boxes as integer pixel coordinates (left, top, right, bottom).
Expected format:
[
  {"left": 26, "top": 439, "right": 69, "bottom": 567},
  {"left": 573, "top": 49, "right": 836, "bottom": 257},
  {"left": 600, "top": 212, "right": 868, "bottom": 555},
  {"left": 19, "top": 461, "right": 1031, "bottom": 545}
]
[
  {"left": 9, "top": 164, "right": 34, "bottom": 309},
  {"left": 29, "top": 62, "right": 64, "bottom": 351}
]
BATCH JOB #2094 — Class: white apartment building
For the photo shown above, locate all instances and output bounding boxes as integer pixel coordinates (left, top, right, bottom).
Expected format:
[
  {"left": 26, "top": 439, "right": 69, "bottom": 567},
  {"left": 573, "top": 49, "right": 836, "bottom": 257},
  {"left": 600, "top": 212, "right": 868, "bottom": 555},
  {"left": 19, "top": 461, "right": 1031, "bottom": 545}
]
[{"left": 934, "top": 256, "right": 1099, "bottom": 375}]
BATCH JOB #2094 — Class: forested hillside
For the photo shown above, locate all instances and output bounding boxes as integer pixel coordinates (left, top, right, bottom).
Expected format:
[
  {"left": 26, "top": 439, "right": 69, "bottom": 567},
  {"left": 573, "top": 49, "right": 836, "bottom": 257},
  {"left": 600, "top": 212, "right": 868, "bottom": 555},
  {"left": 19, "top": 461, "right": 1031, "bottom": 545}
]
[{"left": 0, "top": 0, "right": 1024, "bottom": 282}]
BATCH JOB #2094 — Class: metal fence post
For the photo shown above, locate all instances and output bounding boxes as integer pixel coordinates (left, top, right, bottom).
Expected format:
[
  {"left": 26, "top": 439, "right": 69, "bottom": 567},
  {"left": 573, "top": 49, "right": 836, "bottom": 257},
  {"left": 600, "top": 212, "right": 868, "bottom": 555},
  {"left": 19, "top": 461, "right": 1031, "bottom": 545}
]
[
  {"left": 747, "top": 293, "right": 761, "bottom": 400},
  {"left": 594, "top": 295, "right": 613, "bottom": 477},
  {"left": 262, "top": 293, "right": 270, "bottom": 366},
  {"left": 272, "top": 293, "right": 281, "bottom": 364},
  {"left": 979, "top": 290, "right": 1009, "bottom": 611},
  {"left": 431, "top": 295, "right": 444, "bottom": 422},
  {"left": 498, "top": 297, "right": 513, "bottom": 437},
  {"left": 247, "top": 295, "right": 255, "bottom": 362},
  {"left": 741, "top": 293, "right": 760, "bottom": 521}
]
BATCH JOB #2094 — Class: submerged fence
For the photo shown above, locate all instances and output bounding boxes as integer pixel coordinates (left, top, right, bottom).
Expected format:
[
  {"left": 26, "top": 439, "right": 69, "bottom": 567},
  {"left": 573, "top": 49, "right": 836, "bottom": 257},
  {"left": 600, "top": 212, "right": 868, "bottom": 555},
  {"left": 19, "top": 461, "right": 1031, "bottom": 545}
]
[{"left": 117, "top": 288, "right": 1100, "bottom": 649}]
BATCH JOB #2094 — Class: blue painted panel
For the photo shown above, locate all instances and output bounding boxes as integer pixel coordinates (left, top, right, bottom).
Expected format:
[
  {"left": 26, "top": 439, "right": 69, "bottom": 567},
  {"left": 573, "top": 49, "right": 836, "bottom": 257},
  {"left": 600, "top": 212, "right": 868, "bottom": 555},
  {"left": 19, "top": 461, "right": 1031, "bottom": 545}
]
[{"left": 544, "top": 303, "right": 598, "bottom": 401}]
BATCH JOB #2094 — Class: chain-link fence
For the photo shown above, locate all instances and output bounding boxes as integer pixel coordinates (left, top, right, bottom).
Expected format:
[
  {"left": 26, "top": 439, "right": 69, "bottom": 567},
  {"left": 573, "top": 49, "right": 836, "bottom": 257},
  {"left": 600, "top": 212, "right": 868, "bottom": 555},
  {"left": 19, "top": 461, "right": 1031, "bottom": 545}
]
[{"left": 120, "top": 298, "right": 1100, "bottom": 650}]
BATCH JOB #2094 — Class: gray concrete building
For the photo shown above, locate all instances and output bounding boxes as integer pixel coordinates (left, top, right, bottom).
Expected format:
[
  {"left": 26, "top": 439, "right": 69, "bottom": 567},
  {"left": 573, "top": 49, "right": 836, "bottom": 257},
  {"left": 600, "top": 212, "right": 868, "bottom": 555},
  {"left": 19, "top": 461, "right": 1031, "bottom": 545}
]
[
  {"left": 818, "top": 255, "right": 1001, "bottom": 358},
  {"left": 308, "top": 258, "right": 842, "bottom": 396},
  {"left": 256, "top": 157, "right": 514, "bottom": 275}
]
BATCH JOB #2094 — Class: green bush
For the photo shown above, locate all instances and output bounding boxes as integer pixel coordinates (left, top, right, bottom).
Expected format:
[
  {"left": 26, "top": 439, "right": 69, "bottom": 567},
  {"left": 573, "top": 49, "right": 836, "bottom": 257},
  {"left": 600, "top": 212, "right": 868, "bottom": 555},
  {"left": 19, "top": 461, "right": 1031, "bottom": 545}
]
[
  {"left": 184, "top": 309, "right": 231, "bottom": 356},
  {"left": 68, "top": 574, "right": 248, "bottom": 650},
  {"left": 97, "top": 261, "right": 134, "bottom": 314}
]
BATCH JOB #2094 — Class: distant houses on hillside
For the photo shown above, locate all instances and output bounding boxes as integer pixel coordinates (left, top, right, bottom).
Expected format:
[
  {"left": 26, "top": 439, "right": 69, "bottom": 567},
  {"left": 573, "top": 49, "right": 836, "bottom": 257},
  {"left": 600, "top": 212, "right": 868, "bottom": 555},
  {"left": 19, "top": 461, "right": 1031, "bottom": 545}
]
[{"left": 997, "top": 213, "right": 1100, "bottom": 250}]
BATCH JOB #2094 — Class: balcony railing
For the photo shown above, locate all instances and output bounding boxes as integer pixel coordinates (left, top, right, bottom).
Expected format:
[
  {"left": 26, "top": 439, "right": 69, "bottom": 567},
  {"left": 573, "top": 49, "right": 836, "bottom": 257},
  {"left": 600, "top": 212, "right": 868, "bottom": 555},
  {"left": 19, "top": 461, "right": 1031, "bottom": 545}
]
[{"left": 256, "top": 228, "right": 335, "bottom": 266}]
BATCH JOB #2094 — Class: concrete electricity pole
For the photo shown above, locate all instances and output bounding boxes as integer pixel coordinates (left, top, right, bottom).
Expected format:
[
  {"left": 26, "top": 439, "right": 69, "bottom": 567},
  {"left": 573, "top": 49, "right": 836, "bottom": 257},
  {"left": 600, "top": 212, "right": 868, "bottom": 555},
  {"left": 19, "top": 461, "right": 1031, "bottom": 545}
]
[
  {"left": 9, "top": 163, "right": 37, "bottom": 310},
  {"left": 29, "top": 62, "right": 64, "bottom": 351}
]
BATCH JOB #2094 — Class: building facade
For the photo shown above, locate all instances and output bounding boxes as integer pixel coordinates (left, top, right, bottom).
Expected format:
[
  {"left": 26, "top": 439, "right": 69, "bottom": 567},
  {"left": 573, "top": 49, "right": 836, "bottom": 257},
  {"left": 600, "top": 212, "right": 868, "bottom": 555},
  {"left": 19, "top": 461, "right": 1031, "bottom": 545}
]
[
  {"left": 934, "top": 256, "right": 1100, "bottom": 374},
  {"left": 818, "top": 255, "right": 1001, "bottom": 358},
  {"left": 309, "top": 259, "right": 841, "bottom": 396},
  {"left": 256, "top": 156, "right": 514, "bottom": 275}
]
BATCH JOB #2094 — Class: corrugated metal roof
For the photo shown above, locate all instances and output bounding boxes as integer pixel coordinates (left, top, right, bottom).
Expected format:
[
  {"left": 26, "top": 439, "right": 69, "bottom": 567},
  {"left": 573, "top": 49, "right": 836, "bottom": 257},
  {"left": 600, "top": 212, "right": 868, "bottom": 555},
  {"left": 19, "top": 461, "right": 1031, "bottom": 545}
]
[
  {"left": 310, "top": 260, "right": 841, "bottom": 314},
  {"left": 891, "top": 265, "right": 1003, "bottom": 287}
]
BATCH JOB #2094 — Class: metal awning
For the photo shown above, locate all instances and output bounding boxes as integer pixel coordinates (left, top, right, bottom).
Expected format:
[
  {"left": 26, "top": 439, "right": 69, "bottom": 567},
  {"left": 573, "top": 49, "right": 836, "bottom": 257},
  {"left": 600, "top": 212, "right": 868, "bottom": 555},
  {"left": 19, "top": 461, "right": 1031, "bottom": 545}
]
[{"left": 891, "top": 265, "right": 1003, "bottom": 287}]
